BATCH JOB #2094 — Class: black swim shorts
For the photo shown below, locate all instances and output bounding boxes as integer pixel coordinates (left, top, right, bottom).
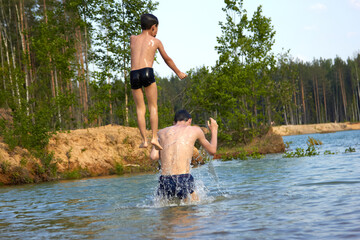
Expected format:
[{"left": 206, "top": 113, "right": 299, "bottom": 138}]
[
  {"left": 157, "top": 174, "right": 195, "bottom": 200},
  {"left": 130, "top": 67, "right": 155, "bottom": 89}
]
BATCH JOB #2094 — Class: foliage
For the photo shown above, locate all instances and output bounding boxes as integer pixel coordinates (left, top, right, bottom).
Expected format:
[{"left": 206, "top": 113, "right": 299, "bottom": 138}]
[
  {"left": 345, "top": 146, "right": 356, "bottom": 153},
  {"left": 62, "top": 169, "right": 82, "bottom": 180},
  {"left": 283, "top": 145, "right": 319, "bottom": 158},
  {"left": 0, "top": 107, "right": 54, "bottom": 151},
  {"left": 190, "top": 0, "right": 277, "bottom": 144},
  {"left": 10, "top": 166, "right": 33, "bottom": 184},
  {"left": 284, "top": 141, "right": 293, "bottom": 149},
  {"left": 115, "top": 162, "right": 124, "bottom": 175},
  {"left": 0, "top": 160, "right": 11, "bottom": 174},
  {"left": 34, "top": 151, "right": 58, "bottom": 177},
  {"left": 307, "top": 137, "right": 322, "bottom": 146},
  {"left": 0, "top": 0, "right": 359, "bottom": 167},
  {"left": 324, "top": 150, "right": 336, "bottom": 155},
  {"left": 249, "top": 151, "right": 264, "bottom": 159}
]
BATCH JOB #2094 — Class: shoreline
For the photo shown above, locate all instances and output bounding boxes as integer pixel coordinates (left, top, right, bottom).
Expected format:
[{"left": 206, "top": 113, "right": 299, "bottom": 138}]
[
  {"left": 3, "top": 121, "right": 358, "bottom": 186},
  {"left": 0, "top": 124, "right": 284, "bottom": 186},
  {"left": 270, "top": 122, "right": 360, "bottom": 136}
]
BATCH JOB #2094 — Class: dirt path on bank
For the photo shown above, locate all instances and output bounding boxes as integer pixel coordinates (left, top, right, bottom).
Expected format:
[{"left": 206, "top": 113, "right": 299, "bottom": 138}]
[{"left": 270, "top": 122, "right": 360, "bottom": 136}]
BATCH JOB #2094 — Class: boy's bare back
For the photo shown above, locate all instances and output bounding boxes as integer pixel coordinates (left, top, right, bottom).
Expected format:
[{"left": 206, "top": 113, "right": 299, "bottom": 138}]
[
  {"left": 130, "top": 32, "right": 159, "bottom": 71},
  {"left": 130, "top": 28, "right": 187, "bottom": 79},
  {"left": 157, "top": 125, "right": 199, "bottom": 175}
]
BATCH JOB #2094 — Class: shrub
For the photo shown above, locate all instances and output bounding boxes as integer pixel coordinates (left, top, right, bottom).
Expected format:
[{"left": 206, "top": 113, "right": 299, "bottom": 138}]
[
  {"left": 115, "top": 162, "right": 124, "bottom": 175},
  {"left": 283, "top": 145, "right": 319, "bottom": 158},
  {"left": 0, "top": 160, "right": 11, "bottom": 173},
  {"left": 345, "top": 147, "right": 356, "bottom": 153},
  {"left": 62, "top": 169, "right": 82, "bottom": 179},
  {"left": 307, "top": 137, "right": 322, "bottom": 146}
]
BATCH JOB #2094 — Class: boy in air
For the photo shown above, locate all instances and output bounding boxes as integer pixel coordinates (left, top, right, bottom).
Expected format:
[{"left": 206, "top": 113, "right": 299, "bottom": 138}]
[{"left": 130, "top": 13, "right": 187, "bottom": 150}]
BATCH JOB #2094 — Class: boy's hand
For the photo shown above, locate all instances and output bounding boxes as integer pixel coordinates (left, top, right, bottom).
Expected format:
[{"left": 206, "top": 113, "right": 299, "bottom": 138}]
[
  {"left": 207, "top": 118, "right": 218, "bottom": 133},
  {"left": 177, "top": 72, "right": 187, "bottom": 80}
]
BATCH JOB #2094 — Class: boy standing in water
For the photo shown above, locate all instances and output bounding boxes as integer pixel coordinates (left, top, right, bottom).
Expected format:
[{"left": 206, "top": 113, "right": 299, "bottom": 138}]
[
  {"left": 130, "top": 14, "right": 187, "bottom": 150},
  {"left": 150, "top": 110, "right": 218, "bottom": 202}
]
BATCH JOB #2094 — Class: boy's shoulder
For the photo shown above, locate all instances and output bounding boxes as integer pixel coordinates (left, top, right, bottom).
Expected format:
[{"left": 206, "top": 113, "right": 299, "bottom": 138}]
[{"left": 130, "top": 34, "right": 161, "bottom": 44}]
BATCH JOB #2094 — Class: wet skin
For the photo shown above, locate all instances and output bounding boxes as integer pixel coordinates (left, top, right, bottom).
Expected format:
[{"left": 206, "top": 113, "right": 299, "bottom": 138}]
[{"left": 130, "top": 24, "right": 187, "bottom": 150}]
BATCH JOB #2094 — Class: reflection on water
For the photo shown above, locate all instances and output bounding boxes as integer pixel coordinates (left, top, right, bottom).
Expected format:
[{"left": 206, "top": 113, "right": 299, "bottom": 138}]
[
  {"left": 155, "top": 206, "right": 201, "bottom": 239},
  {"left": 1, "top": 130, "right": 360, "bottom": 239}
]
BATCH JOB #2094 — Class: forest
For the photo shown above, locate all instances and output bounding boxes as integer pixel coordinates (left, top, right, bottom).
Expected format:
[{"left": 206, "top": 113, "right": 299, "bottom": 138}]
[{"left": 0, "top": 0, "right": 359, "bottom": 152}]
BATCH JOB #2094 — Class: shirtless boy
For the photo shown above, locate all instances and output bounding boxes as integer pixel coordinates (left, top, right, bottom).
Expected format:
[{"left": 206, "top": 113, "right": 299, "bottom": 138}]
[
  {"left": 150, "top": 110, "right": 218, "bottom": 202},
  {"left": 130, "top": 14, "right": 187, "bottom": 150}
]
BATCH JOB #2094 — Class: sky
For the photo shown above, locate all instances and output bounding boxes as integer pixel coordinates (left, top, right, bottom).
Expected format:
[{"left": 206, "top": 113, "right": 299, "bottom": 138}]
[{"left": 152, "top": 0, "right": 360, "bottom": 78}]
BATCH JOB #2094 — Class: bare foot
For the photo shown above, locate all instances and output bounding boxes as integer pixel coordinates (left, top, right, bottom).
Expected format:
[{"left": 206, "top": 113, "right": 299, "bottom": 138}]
[
  {"left": 139, "top": 141, "right": 149, "bottom": 148},
  {"left": 151, "top": 138, "right": 163, "bottom": 150}
]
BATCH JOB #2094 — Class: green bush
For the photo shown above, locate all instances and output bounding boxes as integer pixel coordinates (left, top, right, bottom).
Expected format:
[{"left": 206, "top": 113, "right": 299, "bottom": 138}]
[
  {"left": 62, "top": 169, "right": 82, "bottom": 179},
  {"left": 115, "top": 162, "right": 124, "bottom": 175},
  {"left": 345, "top": 147, "right": 356, "bottom": 153},
  {"left": 10, "top": 166, "right": 33, "bottom": 184},
  {"left": 283, "top": 145, "right": 319, "bottom": 158},
  {"left": 0, "top": 160, "right": 11, "bottom": 173}
]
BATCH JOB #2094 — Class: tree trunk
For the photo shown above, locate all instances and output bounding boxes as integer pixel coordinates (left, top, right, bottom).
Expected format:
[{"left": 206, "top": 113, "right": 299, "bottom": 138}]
[
  {"left": 266, "top": 95, "right": 271, "bottom": 125},
  {"left": 124, "top": 69, "right": 128, "bottom": 126},
  {"left": 313, "top": 76, "right": 319, "bottom": 123},
  {"left": 0, "top": 31, "right": 6, "bottom": 106},
  {"left": 54, "top": 66, "right": 62, "bottom": 127},
  {"left": 15, "top": 3, "right": 29, "bottom": 115},
  {"left": 123, "top": 47, "right": 128, "bottom": 126},
  {"left": 11, "top": 45, "right": 21, "bottom": 106},
  {"left": 62, "top": 0, "right": 73, "bottom": 127},
  {"left": 315, "top": 76, "right": 321, "bottom": 122},
  {"left": 43, "top": 0, "right": 56, "bottom": 103},
  {"left": 334, "top": 72, "right": 339, "bottom": 122},
  {"left": 75, "top": 29, "right": 84, "bottom": 124},
  {"left": 76, "top": 26, "right": 88, "bottom": 124},
  {"left": 283, "top": 105, "right": 288, "bottom": 125},
  {"left": 106, "top": 37, "right": 113, "bottom": 125},
  {"left": 355, "top": 60, "right": 360, "bottom": 121},
  {"left": 1, "top": 30, "right": 16, "bottom": 101},
  {"left": 84, "top": 20, "right": 90, "bottom": 110},
  {"left": 322, "top": 81, "right": 327, "bottom": 122},
  {"left": 339, "top": 70, "right": 347, "bottom": 120},
  {"left": 300, "top": 78, "right": 306, "bottom": 124}
]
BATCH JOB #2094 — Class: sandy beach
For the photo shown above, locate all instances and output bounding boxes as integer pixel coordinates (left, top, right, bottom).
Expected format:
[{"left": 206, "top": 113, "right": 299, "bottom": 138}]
[{"left": 270, "top": 122, "right": 360, "bottom": 136}]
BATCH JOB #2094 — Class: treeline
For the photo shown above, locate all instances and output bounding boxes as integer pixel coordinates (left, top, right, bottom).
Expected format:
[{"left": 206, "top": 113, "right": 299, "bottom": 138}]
[
  {"left": 0, "top": 0, "right": 157, "bottom": 150},
  {"left": 0, "top": 0, "right": 359, "bottom": 151},
  {"left": 275, "top": 55, "right": 360, "bottom": 125}
]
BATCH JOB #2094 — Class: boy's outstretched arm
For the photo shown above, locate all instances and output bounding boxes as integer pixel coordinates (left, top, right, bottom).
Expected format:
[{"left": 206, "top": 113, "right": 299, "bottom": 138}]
[
  {"left": 157, "top": 40, "right": 187, "bottom": 79},
  {"left": 197, "top": 118, "right": 218, "bottom": 155}
]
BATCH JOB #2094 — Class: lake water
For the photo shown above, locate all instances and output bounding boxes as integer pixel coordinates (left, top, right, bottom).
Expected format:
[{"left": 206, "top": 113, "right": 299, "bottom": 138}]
[{"left": 1, "top": 130, "right": 360, "bottom": 239}]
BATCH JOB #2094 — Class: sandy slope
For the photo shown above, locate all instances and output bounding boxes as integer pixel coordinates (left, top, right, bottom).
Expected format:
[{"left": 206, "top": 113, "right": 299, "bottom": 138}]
[
  {"left": 0, "top": 124, "right": 206, "bottom": 185},
  {"left": 48, "top": 125, "right": 152, "bottom": 175}
]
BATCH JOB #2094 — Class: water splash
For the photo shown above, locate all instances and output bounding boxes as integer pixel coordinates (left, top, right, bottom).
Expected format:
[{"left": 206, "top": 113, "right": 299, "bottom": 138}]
[
  {"left": 198, "top": 147, "right": 226, "bottom": 196},
  {"left": 137, "top": 175, "right": 214, "bottom": 208}
]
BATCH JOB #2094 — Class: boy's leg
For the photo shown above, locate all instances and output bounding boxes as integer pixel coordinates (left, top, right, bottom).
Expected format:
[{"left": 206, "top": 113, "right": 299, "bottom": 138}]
[
  {"left": 144, "top": 82, "right": 163, "bottom": 150},
  {"left": 132, "top": 88, "right": 148, "bottom": 148},
  {"left": 190, "top": 191, "right": 199, "bottom": 202}
]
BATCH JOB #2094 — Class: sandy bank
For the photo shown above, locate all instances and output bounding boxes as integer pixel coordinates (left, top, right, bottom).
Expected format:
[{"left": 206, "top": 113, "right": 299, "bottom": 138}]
[
  {"left": 0, "top": 124, "right": 206, "bottom": 185},
  {"left": 270, "top": 122, "right": 360, "bottom": 136},
  {"left": 0, "top": 123, "right": 285, "bottom": 185}
]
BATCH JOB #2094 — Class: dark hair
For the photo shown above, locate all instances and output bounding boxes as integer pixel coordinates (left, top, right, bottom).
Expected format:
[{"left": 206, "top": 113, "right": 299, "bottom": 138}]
[
  {"left": 174, "top": 109, "right": 192, "bottom": 123},
  {"left": 141, "top": 14, "right": 158, "bottom": 30}
]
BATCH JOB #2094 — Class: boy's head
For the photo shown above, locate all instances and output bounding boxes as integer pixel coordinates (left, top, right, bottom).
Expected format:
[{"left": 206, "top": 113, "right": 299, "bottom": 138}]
[
  {"left": 141, "top": 14, "right": 159, "bottom": 30},
  {"left": 174, "top": 110, "right": 192, "bottom": 123}
]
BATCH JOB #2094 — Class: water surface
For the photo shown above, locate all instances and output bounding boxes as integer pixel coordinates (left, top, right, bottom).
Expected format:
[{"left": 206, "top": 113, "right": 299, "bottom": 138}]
[{"left": 1, "top": 130, "right": 360, "bottom": 239}]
